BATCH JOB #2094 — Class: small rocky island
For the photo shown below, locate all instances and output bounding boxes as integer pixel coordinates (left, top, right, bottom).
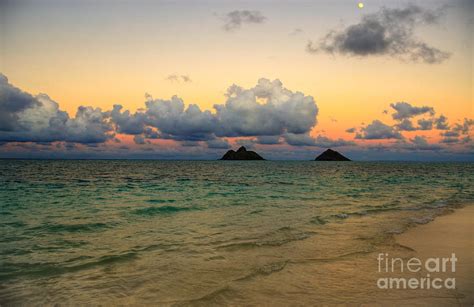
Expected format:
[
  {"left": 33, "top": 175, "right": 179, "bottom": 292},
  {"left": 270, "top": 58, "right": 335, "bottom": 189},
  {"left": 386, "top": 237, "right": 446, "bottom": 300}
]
[
  {"left": 315, "top": 149, "right": 351, "bottom": 161},
  {"left": 220, "top": 146, "right": 265, "bottom": 160}
]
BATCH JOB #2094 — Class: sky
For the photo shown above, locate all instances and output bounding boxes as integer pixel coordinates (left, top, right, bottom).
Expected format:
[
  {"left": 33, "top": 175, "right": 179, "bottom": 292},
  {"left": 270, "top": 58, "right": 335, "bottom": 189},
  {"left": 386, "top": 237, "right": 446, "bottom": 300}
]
[{"left": 0, "top": 0, "right": 473, "bottom": 160}]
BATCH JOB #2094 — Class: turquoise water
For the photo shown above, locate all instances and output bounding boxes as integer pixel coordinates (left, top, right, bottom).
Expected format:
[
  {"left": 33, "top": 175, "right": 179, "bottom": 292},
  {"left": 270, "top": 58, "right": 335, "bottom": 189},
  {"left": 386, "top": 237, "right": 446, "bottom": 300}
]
[{"left": 1, "top": 160, "right": 473, "bottom": 304}]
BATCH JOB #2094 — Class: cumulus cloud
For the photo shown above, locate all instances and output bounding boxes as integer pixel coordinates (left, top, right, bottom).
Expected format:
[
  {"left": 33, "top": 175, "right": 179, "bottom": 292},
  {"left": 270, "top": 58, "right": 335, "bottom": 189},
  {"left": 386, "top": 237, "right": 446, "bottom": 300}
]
[
  {"left": 214, "top": 78, "right": 318, "bottom": 137},
  {"left": 0, "top": 74, "right": 40, "bottom": 131},
  {"left": 221, "top": 10, "right": 266, "bottom": 31},
  {"left": 356, "top": 120, "right": 403, "bottom": 139},
  {"left": 307, "top": 5, "right": 450, "bottom": 63},
  {"left": 111, "top": 105, "right": 147, "bottom": 135},
  {"left": 0, "top": 75, "right": 114, "bottom": 144},
  {"left": 145, "top": 95, "right": 217, "bottom": 141},
  {"left": 104, "top": 78, "right": 319, "bottom": 145}
]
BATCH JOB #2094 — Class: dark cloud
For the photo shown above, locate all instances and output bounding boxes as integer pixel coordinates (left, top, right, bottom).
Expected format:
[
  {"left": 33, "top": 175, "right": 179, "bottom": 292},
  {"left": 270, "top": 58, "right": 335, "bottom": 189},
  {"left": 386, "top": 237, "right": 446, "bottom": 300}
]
[
  {"left": 307, "top": 5, "right": 450, "bottom": 64},
  {"left": 390, "top": 102, "right": 435, "bottom": 120},
  {"left": 222, "top": 10, "right": 266, "bottom": 31},
  {"left": 356, "top": 120, "right": 403, "bottom": 139},
  {"left": 0, "top": 74, "right": 40, "bottom": 131}
]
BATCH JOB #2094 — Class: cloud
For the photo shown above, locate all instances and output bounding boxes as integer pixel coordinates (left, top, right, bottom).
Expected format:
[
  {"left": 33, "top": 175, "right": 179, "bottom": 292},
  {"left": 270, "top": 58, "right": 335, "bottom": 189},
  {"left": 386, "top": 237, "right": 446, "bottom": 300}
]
[
  {"left": 145, "top": 96, "right": 217, "bottom": 141},
  {"left": 307, "top": 5, "right": 450, "bottom": 63},
  {"left": 289, "top": 28, "right": 303, "bottom": 36},
  {"left": 345, "top": 127, "right": 356, "bottom": 133},
  {"left": 222, "top": 10, "right": 266, "bottom": 31},
  {"left": 417, "top": 118, "right": 433, "bottom": 130},
  {"left": 111, "top": 104, "right": 147, "bottom": 135},
  {"left": 133, "top": 134, "right": 146, "bottom": 145},
  {"left": 434, "top": 115, "right": 449, "bottom": 130},
  {"left": 395, "top": 119, "right": 416, "bottom": 131},
  {"left": 452, "top": 118, "right": 474, "bottom": 134},
  {"left": 0, "top": 75, "right": 114, "bottom": 144},
  {"left": 214, "top": 78, "right": 318, "bottom": 137},
  {"left": 165, "top": 74, "right": 192, "bottom": 83},
  {"left": 390, "top": 102, "right": 435, "bottom": 120},
  {"left": 408, "top": 135, "right": 444, "bottom": 151},
  {"left": 256, "top": 135, "right": 281, "bottom": 145},
  {"left": 356, "top": 120, "right": 403, "bottom": 139},
  {"left": 206, "top": 138, "right": 230, "bottom": 149},
  {"left": 235, "top": 138, "right": 257, "bottom": 149},
  {"left": 436, "top": 118, "right": 474, "bottom": 144}
]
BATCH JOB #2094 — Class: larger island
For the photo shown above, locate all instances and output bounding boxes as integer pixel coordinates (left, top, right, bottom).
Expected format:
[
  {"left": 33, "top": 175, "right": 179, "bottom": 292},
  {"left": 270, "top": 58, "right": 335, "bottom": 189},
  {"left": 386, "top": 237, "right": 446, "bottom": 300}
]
[{"left": 220, "top": 146, "right": 265, "bottom": 160}]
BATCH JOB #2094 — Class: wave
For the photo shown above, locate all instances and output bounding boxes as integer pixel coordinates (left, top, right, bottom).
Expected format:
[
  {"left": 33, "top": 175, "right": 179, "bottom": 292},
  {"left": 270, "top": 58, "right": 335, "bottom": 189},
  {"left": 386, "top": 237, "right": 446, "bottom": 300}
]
[
  {"left": 217, "top": 227, "right": 315, "bottom": 251},
  {"left": 0, "top": 251, "right": 138, "bottom": 281},
  {"left": 27, "top": 222, "right": 111, "bottom": 234},
  {"left": 235, "top": 260, "right": 288, "bottom": 282},
  {"left": 133, "top": 205, "right": 198, "bottom": 216},
  {"left": 146, "top": 199, "right": 176, "bottom": 204}
]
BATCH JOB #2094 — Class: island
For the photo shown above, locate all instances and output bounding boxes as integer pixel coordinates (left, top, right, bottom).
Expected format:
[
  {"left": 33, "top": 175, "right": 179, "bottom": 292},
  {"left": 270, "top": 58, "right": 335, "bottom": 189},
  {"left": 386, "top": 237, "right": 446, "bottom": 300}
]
[
  {"left": 220, "top": 146, "right": 265, "bottom": 160},
  {"left": 315, "top": 149, "right": 351, "bottom": 161}
]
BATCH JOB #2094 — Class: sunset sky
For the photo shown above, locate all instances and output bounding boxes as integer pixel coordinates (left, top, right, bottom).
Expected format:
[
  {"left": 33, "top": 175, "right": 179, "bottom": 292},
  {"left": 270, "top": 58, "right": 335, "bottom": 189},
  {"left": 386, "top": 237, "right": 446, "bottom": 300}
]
[{"left": 0, "top": 0, "right": 472, "bottom": 160}]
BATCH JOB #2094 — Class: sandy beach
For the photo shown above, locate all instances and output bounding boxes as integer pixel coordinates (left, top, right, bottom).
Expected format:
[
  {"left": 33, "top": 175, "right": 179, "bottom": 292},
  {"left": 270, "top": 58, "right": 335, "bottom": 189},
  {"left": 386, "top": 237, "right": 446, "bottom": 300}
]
[{"left": 394, "top": 205, "right": 474, "bottom": 306}]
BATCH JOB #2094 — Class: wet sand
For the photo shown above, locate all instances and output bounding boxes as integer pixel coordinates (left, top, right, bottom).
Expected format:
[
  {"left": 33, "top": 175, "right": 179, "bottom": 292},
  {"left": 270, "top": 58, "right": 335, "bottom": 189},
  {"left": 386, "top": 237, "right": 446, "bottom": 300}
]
[{"left": 395, "top": 205, "right": 474, "bottom": 306}]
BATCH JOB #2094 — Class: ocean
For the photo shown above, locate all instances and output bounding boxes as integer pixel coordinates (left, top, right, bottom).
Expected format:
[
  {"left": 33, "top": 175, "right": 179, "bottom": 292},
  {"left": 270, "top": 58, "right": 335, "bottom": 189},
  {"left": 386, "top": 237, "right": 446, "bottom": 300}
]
[{"left": 1, "top": 160, "right": 473, "bottom": 304}]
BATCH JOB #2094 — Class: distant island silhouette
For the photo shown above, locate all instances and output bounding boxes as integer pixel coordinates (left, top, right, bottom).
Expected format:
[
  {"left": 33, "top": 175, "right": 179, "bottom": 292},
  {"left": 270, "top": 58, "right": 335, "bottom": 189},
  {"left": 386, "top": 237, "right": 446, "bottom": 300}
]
[
  {"left": 220, "top": 146, "right": 265, "bottom": 160},
  {"left": 315, "top": 149, "right": 351, "bottom": 161}
]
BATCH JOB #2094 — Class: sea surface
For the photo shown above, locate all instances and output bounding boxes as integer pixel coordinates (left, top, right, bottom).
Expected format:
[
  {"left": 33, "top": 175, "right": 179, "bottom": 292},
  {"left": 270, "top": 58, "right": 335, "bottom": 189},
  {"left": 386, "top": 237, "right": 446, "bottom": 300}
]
[{"left": 1, "top": 160, "right": 473, "bottom": 305}]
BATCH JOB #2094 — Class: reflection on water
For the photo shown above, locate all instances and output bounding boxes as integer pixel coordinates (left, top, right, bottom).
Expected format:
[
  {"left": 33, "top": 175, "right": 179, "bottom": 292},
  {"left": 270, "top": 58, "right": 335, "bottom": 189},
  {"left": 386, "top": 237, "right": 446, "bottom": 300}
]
[{"left": 0, "top": 160, "right": 473, "bottom": 304}]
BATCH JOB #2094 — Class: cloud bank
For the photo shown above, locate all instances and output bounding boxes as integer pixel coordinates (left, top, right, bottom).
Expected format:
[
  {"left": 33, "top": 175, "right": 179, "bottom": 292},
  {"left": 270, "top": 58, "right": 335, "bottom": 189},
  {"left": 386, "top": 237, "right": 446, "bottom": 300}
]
[
  {"left": 0, "top": 75, "right": 114, "bottom": 144},
  {"left": 1, "top": 73, "right": 472, "bottom": 159},
  {"left": 1, "top": 75, "right": 321, "bottom": 150}
]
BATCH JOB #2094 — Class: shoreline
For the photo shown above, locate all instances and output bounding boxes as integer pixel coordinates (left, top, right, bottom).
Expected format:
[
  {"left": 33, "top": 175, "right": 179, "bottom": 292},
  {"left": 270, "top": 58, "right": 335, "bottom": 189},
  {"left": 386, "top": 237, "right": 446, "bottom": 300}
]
[{"left": 393, "top": 204, "right": 474, "bottom": 305}]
